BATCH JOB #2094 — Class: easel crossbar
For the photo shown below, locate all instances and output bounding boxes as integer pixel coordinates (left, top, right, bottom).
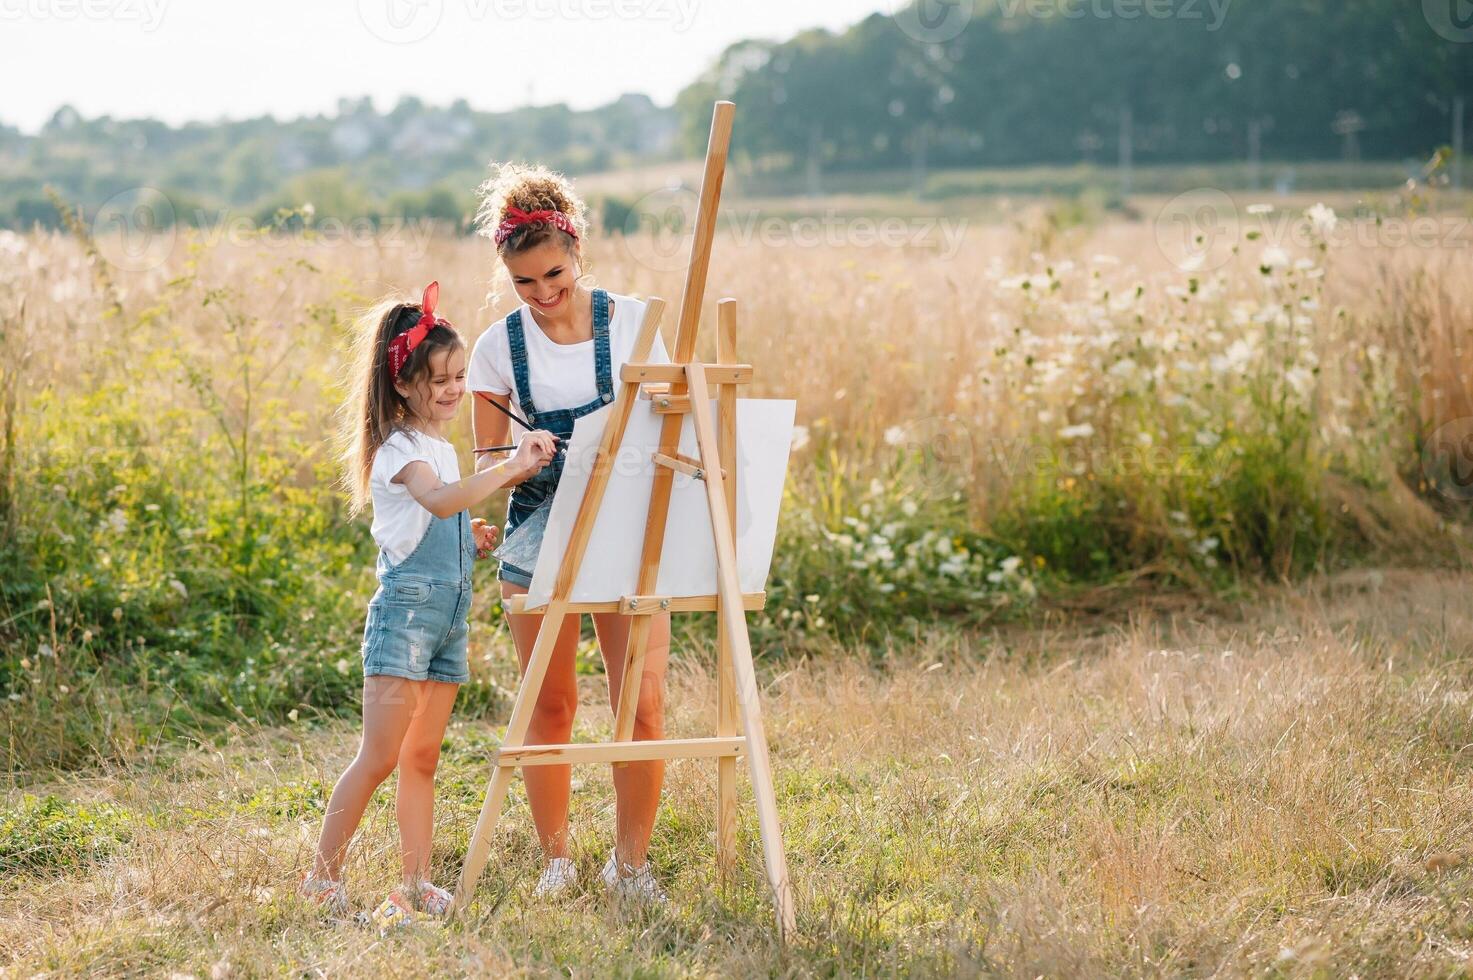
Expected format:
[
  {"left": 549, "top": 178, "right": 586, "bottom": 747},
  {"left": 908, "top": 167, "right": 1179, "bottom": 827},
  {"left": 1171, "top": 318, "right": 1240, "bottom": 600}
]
[
  {"left": 620, "top": 363, "right": 754, "bottom": 385},
  {"left": 496, "top": 737, "right": 746, "bottom": 767},
  {"left": 504, "top": 592, "right": 767, "bottom": 616}
]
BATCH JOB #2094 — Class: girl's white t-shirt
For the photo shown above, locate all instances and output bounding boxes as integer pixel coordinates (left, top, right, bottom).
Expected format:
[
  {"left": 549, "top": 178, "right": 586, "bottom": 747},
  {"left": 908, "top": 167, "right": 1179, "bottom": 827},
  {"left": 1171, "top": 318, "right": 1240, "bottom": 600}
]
[
  {"left": 369, "top": 428, "right": 461, "bottom": 567},
  {"left": 467, "top": 292, "right": 669, "bottom": 422}
]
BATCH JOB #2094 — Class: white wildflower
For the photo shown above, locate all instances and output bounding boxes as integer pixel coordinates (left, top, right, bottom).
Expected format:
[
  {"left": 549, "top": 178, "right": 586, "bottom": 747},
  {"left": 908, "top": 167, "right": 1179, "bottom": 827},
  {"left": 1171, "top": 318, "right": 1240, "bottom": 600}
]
[
  {"left": 790, "top": 425, "right": 810, "bottom": 452},
  {"left": 883, "top": 425, "right": 906, "bottom": 447},
  {"left": 1305, "top": 202, "right": 1337, "bottom": 237},
  {"left": 1058, "top": 423, "right": 1095, "bottom": 441},
  {"left": 1260, "top": 246, "right": 1290, "bottom": 269}
]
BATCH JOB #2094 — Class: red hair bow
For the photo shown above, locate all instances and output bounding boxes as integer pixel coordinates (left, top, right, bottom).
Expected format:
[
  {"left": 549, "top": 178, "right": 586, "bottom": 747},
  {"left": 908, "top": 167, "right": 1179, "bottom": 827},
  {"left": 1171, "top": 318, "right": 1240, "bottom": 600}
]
[
  {"left": 493, "top": 206, "right": 579, "bottom": 247},
  {"left": 387, "top": 281, "right": 450, "bottom": 379}
]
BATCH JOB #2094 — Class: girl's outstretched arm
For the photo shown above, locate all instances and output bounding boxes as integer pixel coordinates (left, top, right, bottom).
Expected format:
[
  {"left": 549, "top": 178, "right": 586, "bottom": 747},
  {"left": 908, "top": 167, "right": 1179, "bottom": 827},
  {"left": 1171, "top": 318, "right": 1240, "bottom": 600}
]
[
  {"left": 393, "top": 431, "right": 557, "bottom": 519},
  {"left": 473, "top": 392, "right": 535, "bottom": 483}
]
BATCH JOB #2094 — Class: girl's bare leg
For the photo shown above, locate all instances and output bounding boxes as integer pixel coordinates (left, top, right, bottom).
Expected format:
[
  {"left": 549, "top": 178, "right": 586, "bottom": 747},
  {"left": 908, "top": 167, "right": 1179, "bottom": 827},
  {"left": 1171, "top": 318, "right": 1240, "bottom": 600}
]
[
  {"left": 313, "top": 676, "right": 422, "bottom": 880},
  {"left": 592, "top": 610, "right": 672, "bottom": 868},
  {"left": 394, "top": 679, "right": 460, "bottom": 886},
  {"left": 501, "top": 580, "right": 583, "bottom": 860}
]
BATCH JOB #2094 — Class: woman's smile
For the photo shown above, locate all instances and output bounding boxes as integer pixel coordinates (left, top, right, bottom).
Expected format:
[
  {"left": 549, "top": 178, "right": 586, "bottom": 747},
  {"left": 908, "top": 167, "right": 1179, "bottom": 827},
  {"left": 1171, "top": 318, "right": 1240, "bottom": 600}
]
[{"left": 531, "top": 288, "right": 567, "bottom": 311}]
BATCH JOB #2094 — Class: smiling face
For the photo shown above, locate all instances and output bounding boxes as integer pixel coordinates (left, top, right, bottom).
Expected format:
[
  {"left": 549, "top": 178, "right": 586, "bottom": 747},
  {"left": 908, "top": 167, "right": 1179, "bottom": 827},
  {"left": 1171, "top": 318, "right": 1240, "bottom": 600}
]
[
  {"left": 503, "top": 239, "right": 579, "bottom": 314},
  {"left": 394, "top": 345, "right": 467, "bottom": 425}
]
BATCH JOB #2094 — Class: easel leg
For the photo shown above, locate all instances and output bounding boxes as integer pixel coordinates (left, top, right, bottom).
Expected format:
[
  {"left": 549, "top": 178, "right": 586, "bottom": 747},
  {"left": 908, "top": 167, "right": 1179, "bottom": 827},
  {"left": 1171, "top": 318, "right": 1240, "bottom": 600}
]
[
  {"left": 715, "top": 613, "right": 739, "bottom": 880},
  {"left": 612, "top": 617, "right": 654, "bottom": 742},
  {"left": 451, "top": 764, "right": 515, "bottom": 914},
  {"left": 715, "top": 298, "right": 741, "bottom": 882},
  {"left": 450, "top": 600, "right": 570, "bottom": 915},
  {"left": 687, "top": 364, "right": 796, "bottom": 937}
]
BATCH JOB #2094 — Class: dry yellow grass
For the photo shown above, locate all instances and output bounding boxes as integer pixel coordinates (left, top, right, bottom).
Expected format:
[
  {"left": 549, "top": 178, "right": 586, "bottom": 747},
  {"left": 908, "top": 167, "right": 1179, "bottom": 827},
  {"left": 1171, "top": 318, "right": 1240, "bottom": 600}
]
[
  {"left": 3, "top": 568, "right": 1473, "bottom": 976},
  {"left": 4, "top": 210, "right": 1472, "bottom": 975}
]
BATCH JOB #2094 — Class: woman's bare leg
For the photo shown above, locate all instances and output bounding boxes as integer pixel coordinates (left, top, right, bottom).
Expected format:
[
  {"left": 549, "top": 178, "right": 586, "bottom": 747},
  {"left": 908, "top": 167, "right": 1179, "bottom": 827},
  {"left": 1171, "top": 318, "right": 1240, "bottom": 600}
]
[
  {"left": 502, "top": 580, "right": 583, "bottom": 860},
  {"left": 592, "top": 610, "right": 672, "bottom": 868}
]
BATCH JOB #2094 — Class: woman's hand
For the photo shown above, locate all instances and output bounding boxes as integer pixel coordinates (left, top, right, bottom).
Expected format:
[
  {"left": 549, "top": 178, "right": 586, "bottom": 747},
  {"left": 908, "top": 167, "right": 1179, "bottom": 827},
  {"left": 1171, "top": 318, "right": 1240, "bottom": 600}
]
[
  {"left": 511, "top": 430, "right": 559, "bottom": 478},
  {"left": 471, "top": 518, "right": 499, "bottom": 559}
]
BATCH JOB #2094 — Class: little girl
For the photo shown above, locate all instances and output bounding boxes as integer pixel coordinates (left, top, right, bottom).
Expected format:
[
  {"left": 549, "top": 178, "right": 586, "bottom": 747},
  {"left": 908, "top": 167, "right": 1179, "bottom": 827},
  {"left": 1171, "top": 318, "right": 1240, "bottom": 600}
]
[{"left": 299, "top": 282, "right": 557, "bottom": 922}]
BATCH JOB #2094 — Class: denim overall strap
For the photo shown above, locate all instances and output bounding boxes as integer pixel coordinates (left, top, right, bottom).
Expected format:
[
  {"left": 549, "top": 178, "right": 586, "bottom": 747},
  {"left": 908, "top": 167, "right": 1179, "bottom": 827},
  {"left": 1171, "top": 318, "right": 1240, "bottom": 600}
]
[
  {"left": 591, "top": 288, "right": 614, "bottom": 406},
  {"left": 505, "top": 307, "right": 537, "bottom": 418},
  {"left": 501, "top": 290, "right": 621, "bottom": 579}
]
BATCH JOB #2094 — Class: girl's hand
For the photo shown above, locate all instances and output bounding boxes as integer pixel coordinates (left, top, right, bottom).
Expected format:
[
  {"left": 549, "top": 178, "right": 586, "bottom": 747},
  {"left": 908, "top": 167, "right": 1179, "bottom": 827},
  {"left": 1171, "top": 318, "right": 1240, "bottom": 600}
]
[
  {"left": 471, "top": 518, "right": 499, "bottom": 559},
  {"left": 511, "top": 430, "right": 558, "bottom": 477}
]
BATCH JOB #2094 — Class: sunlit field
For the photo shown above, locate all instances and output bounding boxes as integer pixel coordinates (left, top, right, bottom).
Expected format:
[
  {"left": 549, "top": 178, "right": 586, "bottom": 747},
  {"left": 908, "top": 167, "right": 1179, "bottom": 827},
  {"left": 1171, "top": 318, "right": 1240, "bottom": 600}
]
[{"left": 2, "top": 197, "right": 1472, "bottom": 974}]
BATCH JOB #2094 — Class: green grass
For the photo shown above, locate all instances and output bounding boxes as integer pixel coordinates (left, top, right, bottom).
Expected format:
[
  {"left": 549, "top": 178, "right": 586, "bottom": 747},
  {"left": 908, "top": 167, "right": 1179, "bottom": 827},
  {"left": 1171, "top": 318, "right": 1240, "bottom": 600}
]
[{"left": 4, "top": 570, "right": 1473, "bottom": 975}]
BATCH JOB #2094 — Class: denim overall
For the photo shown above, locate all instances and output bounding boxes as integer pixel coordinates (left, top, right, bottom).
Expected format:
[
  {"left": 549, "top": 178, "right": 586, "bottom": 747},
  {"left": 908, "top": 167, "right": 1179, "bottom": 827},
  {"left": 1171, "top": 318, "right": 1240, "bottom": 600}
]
[
  {"left": 496, "top": 288, "right": 615, "bottom": 588},
  {"left": 361, "top": 500, "right": 475, "bottom": 684}
]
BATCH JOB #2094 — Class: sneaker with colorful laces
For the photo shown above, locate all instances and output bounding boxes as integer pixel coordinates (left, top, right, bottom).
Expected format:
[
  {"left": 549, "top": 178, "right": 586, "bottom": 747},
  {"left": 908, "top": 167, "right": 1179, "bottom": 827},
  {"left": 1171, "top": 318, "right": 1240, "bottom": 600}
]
[
  {"left": 415, "top": 880, "right": 453, "bottom": 916},
  {"left": 599, "top": 848, "right": 669, "bottom": 906},
  {"left": 370, "top": 888, "right": 417, "bottom": 934},
  {"left": 298, "top": 871, "right": 351, "bottom": 919},
  {"left": 532, "top": 856, "right": 578, "bottom": 899}
]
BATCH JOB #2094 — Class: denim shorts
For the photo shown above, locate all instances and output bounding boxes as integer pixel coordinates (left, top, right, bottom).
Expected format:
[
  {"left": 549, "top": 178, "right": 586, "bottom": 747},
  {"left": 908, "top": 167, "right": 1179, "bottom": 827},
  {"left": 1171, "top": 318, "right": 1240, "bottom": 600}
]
[{"left": 360, "top": 576, "right": 471, "bottom": 684}]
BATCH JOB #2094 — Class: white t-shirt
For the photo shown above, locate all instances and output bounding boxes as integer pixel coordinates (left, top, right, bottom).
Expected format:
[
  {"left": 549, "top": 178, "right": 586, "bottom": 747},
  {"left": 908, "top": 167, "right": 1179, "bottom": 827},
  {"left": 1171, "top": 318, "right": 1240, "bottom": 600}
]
[
  {"left": 369, "top": 428, "right": 461, "bottom": 567},
  {"left": 468, "top": 291, "right": 669, "bottom": 421}
]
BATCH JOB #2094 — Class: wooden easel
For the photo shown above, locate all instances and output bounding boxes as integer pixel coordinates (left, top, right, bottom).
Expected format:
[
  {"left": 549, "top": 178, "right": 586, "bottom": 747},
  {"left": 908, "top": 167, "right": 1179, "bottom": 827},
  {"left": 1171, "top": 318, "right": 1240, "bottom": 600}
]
[{"left": 451, "top": 102, "right": 796, "bottom": 937}]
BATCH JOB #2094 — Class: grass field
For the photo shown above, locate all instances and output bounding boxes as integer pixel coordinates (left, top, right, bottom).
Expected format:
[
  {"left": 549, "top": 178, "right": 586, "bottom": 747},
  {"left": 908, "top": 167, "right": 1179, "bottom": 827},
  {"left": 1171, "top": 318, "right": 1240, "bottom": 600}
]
[
  {"left": 2, "top": 190, "right": 1472, "bottom": 975},
  {"left": 4, "top": 568, "right": 1473, "bottom": 976}
]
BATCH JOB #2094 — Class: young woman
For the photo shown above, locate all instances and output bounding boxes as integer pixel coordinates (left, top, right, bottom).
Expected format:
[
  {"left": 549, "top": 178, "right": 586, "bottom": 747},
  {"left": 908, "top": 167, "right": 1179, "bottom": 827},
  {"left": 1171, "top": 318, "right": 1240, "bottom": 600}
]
[{"left": 468, "top": 164, "right": 673, "bottom": 903}]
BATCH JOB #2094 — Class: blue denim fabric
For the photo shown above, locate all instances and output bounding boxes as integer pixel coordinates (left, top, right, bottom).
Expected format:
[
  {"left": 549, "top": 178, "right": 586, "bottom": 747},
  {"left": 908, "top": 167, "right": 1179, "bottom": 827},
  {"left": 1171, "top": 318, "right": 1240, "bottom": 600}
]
[
  {"left": 497, "top": 289, "right": 615, "bottom": 588},
  {"left": 361, "top": 506, "right": 474, "bottom": 684}
]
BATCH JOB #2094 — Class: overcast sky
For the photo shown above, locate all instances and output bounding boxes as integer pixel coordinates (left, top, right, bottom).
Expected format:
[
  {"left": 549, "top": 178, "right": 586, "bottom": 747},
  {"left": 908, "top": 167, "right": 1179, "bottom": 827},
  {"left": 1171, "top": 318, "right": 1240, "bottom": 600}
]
[{"left": 1, "top": 0, "right": 897, "bottom": 132}]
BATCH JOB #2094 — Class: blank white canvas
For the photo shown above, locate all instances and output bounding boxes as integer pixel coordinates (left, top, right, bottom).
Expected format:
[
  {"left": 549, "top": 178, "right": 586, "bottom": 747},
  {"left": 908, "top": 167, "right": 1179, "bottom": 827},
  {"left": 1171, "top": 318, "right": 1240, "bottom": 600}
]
[{"left": 524, "top": 398, "right": 796, "bottom": 607}]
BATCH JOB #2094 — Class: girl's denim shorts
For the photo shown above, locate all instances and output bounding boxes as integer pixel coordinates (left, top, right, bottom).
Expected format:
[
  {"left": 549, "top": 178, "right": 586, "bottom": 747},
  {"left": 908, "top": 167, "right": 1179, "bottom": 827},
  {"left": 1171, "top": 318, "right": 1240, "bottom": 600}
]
[{"left": 360, "top": 576, "right": 471, "bottom": 684}]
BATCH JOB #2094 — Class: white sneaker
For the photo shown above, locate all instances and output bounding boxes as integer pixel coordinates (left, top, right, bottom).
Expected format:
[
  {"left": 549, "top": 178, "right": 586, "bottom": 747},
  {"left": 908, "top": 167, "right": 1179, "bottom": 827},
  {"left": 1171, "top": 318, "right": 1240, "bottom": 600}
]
[
  {"left": 600, "top": 848, "right": 669, "bottom": 905},
  {"left": 533, "top": 856, "right": 578, "bottom": 899},
  {"left": 299, "top": 871, "right": 351, "bottom": 919}
]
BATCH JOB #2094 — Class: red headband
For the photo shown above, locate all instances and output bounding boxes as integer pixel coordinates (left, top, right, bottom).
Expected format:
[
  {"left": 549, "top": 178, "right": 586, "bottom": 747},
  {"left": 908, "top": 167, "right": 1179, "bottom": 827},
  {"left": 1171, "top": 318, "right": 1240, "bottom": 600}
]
[
  {"left": 493, "top": 206, "right": 579, "bottom": 247},
  {"left": 387, "top": 281, "right": 450, "bottom": 379}
]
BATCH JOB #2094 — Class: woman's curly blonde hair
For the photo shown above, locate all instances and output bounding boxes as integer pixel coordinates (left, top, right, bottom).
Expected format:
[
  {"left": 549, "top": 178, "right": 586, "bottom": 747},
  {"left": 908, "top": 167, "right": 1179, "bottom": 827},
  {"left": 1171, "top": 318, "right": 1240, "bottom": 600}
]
[{"left": 475, "top": 162, "right": 591, "bottom": 306}]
